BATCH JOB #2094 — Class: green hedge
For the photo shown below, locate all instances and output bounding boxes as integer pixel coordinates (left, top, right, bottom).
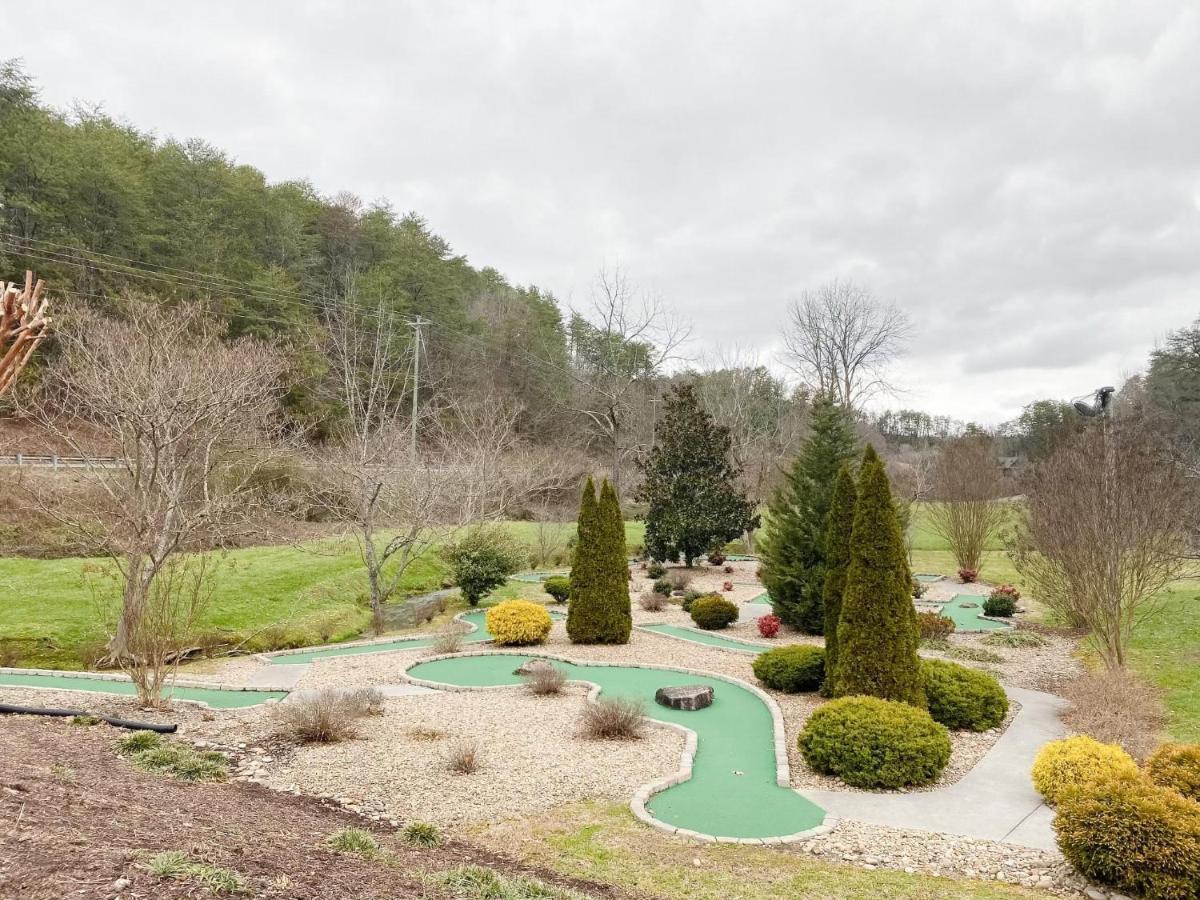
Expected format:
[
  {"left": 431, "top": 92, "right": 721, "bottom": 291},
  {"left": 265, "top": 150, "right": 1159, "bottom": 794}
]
[
  {"left": 921, "top": 659, "right": 1008, "bottom": 731},
  {"left": 543, "top": 576, "right": 571, "bottom": 603},
  {"left": 798, "top": 696, "right": 950, "bottom": 789},
  {"left": 689, "top": 595, "right": 739, "bottom": 630},
  {"left": 752, "top": 645, "right": 825, "bottom": 693}
]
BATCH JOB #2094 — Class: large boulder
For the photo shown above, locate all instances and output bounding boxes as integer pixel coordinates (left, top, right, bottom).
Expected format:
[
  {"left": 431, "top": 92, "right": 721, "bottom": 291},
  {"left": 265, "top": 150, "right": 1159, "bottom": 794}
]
[
  {"left": 513, "top": 659, "right": 556, "bottom": 676},
  {"left": 655, "top": 684, "right": 714, "bottom": 711}
]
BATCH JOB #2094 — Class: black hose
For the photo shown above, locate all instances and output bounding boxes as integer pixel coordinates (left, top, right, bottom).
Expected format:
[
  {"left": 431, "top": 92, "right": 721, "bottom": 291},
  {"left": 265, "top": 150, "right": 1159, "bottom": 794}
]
[{"left": 0, "top": 702, "right": 178, "bottom": 733}]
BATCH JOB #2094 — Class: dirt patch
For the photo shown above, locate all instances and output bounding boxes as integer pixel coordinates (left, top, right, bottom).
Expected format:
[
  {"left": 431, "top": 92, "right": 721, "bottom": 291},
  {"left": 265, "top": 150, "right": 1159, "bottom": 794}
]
[{"left": 0, "top": 716, "right": 635, "bottom": 899}]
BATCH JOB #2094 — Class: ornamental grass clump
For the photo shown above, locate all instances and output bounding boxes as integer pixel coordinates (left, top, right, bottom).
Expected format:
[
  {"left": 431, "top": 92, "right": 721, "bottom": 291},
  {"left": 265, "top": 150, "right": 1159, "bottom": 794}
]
[
  {"left": 920, "top": 658, "right": 1008, "bottom": 731},
  {"left": 581, "top": 697, "right": 645, "bottom": 740},
  {"left": 1031, "top": 736, "right": 1141, "bottom": 805},
  {"left": 485, "top": 599, "right": 553, "bottom": 646},
  {"left": 798, "top": 696, "right": 950, "bottom": 789},
  {"left": 752, "top": 645, "right": 825, "bottom": 693}
]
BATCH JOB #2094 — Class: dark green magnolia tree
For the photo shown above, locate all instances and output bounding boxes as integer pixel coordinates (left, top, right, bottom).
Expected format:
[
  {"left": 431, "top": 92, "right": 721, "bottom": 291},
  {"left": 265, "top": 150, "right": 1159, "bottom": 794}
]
[
  {"left": 820, "top": 462, "right": 857, "bottom": 695},
  {"left": 567, "top": 477, "right": 631, "bottom": 643},
  {"left": 637, "top": 384, "right": 759, "bottom": 566},
  {"left": 835, "top": 445, "right": 925, "bottom": 707},
  {"left": 758, "top": 394, "right": 857, "bottom": 633}
]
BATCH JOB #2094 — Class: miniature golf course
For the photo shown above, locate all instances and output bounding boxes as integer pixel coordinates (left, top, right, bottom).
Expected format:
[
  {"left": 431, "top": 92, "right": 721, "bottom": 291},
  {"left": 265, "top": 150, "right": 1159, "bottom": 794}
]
[
  {"left": 406, "top": 653, "right": 827, "bottom": 840},
  {"left": 637, "top": 623, "right": 764, "bottom": 654},
  {"left": 268, "top": 609, "right": 499, "bottom": 665},
  {"left": 0, "top": 671, "right": 284, "bottom": 708},
  {"left": 938, "top": 595, "right": 1011, "bottom": 632}
]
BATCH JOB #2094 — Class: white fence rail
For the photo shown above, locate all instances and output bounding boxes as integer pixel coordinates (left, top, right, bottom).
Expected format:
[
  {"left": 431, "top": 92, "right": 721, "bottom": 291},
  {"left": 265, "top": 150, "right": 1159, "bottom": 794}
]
[{"left": 0, "top": 454, "right": 124, "bottom": 469}]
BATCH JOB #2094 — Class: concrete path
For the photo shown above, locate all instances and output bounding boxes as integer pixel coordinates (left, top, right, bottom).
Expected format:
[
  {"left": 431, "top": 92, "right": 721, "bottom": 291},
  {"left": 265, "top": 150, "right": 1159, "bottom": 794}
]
[
  {"left": 799, "top": 685, "right": 1068, "bottom": 850},
  {"left": 245, "top": 663, "right": 309, "bottom": 690}
]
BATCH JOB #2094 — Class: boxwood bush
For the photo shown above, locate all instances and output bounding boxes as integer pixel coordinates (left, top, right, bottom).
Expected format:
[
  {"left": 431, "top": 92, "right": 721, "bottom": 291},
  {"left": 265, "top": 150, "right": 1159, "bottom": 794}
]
[
  {"left": 920, "top": 659, "right": 1008, "bottom": 731},
  {"left": 1146, "top": 742, "right": 1200, "bottom": 802},
  {"left": 752, "top": 645, "right": 825, "bottom": 693},
  {"left": 916, "top": 611, "right": 955, "bottom": 641},
  {"left": 484, "top": 600, "right": 553, "bottom": 646},
  {"left": 1031, "top": 736, "right": 1141, "bottom": 805},
  {"left": 1055, "top": 773, "right": 1200, "bottom": 899},
  {"left": 689, "top": 594, "right": 738, "bottom": 630},
  {"left": 542, "top": 576, "right": 571, "bottom": 604},
  {"left": 798, "top": 696, "right": 951, "bottom": 789}
]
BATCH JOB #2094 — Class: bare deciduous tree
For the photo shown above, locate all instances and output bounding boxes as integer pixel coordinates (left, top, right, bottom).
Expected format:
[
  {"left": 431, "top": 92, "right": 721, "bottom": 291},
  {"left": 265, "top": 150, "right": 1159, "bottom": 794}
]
[
  {"left": 782, "top": 279, "right": 911, "bottom": 410},
  {"left": 1009, "top": 417, "right": 1196, "bottom": 669},
  {"left": 18, "top": 300, "right": 289, "bottom": 694},
  {"left": 927, "top": 436, "right": 1008, "bottom": 572},
  {"left": 569, "top": 265, "right": 690, "bottom": 493},
  {"left": 0, "top": 271, "right": 51, "bottom": 396}
]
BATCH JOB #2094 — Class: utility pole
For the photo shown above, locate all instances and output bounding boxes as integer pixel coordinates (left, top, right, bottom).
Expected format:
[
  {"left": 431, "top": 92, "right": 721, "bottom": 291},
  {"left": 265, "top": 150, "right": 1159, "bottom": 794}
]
[{"left": 408, "top": 316, "right": 428, "bottom": 456}]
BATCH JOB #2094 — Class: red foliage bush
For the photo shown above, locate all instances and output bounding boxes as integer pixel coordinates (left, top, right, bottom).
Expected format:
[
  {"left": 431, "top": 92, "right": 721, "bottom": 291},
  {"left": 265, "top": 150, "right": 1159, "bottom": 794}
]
[
  {"left": 722, "top": 581, "right": 733, "bottom": 592},
  {"left": 957, "top": 567, "right": 979, "bottom": 583},
  {"left": 757, "top": 614, "right": 781, "bottom": 638}
]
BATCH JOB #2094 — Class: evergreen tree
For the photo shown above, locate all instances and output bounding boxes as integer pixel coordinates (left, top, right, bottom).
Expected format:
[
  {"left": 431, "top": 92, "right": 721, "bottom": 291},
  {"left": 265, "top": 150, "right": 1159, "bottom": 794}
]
[
  {"left": 567, "top": 477, "right": 631, "bottom": 643},
  {"left": 820, "top": 462, "right": 857, "bottom": 695},
  {"left": 834, "top": 445, "right": 925, "bottom": 706},
  {"left": 758, "top": 394, "right": 857, "bottom": 633},
  {"left": 637, "top": 384, "right": 759, "bottom": 566}
]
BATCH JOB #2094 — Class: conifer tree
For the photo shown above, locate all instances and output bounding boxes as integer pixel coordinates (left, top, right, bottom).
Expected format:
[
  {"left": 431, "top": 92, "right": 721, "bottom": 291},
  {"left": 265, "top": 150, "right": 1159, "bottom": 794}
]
[
  {"left": 820, "top": 462, "right": 857, "bottom": 695},
  {"left": 637, "top": 383, "right": 759, "bottom": 566},
  {"left": 758, "top": 394, "right": 857, "bottom": 633},
  {"left": 568, "top": 477, "right": 632, "bottom": 643},
  {"left": 834, "top": 445, "right": 925, "bottom": 706}
]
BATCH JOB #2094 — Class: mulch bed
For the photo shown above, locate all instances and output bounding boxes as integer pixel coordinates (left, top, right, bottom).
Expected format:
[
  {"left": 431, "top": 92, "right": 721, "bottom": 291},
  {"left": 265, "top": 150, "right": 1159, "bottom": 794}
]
[{"left": 0, "top": 716, "right": 633, "bottom": 899}]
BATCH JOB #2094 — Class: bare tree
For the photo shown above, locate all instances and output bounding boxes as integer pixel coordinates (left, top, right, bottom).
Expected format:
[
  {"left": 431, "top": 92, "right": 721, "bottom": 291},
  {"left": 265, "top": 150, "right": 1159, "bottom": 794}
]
[
  {"left": 0, "top": 271, "right": 51, "bottom": 397},
  {"left": 926, "top": 436, "right": 1008, "bottom": 572},
  {"left": 569, "top": 265, "right": 690, "bottom": 494},
  {"left": 1009, "top": 416, "right": 1196, "bottom": 669},
  {"left": 17, "top": 300, "right": 289, "bottom": 688},
  {"left": 782, "top": 279, "right": 911, "bottom": 409}
]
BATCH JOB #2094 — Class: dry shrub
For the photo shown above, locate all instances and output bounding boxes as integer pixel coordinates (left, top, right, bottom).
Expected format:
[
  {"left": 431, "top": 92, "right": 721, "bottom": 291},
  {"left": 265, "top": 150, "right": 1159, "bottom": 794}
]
[
  {"left": 581, "top": 697, "right": 645, "bottom": 740},
  {"left": 408, "top": 726, "right": 447, "bottom": 741},
  {"left": 1062, "top": 668, "right": 1167, "bottom": 761},
  {"left": 667, "top": 570, "right": 693, "bottom": 592},
  {"left": 638, "top": 591, "right": 668, "bottom": 612},
  {"left": 273, "top": 687, "right": 383, "bottom": 744},
  {"left": 431, "top": 627, "right": 464, "bottom": 655},
  {"left": 525, "top": 663, "right": 567, "bottom": 696},
  {"left": 447, "top": 740, "right": 481, "bottom": 774}
]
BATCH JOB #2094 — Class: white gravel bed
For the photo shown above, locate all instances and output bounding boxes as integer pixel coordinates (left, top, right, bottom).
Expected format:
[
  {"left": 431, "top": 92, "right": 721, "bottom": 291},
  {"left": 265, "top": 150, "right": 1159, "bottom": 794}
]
[
  {"left": 921, "top": 631, "right": 1082, "bottom": 693},
  {"left": 260, "top": 685, "right": 683, "bottom": 827}
]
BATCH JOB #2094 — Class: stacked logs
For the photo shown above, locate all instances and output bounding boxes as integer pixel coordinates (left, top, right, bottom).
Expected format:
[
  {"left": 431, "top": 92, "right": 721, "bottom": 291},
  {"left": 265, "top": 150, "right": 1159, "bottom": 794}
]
[{"left": 0, "top": 271, "right": 51, "bottom": 395}]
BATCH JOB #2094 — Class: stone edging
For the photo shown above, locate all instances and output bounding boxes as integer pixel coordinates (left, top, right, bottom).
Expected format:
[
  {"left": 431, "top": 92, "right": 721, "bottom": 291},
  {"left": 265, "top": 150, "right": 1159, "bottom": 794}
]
[
  {"left": 253, "top": 609, "right": 487, "bottom": 663},
  {"left": 400, "top": 648, "right": 837, "bottom": 845},
  {"left": 633, "top": 622, "right": 773, "bottom": 651}
]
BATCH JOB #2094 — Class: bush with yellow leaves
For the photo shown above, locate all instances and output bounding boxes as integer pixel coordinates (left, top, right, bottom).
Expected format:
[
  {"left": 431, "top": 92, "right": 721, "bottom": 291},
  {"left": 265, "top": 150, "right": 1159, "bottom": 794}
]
[{"left": 484, "top": 600, "right": 553, "bottom": 647}]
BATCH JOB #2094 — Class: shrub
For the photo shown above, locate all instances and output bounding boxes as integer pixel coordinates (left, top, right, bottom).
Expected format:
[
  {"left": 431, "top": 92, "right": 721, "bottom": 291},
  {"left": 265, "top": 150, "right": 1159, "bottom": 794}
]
[
  {"left": 722, "top": 580, "right": 734, "bottom": 592},
  {"left": 668, "top": 570, "right": 693, "bottom": 591},
  {"left": 485, "top": 600, "right": 553, "bottom": 646},
  {"left": 757, "top": 614, "right": 781, "bottom": 638},
  {"left": 652, "top": 577, "right": 673, "bottom": 596},
  {"left": 432, "top": 627, "right": 464, "bottom": 655},
  {"left": 442, "top": 525, "right": 528, "bottom": 606},
  {"left": 273, "top": 687, "right": 380, "bottom": 743},
  {"left": 708, "top": 551, "right": 726, "bottom": 566},
  {"left": 1055, "top": 774, "right": 1200, "bottom": 900},
  {"left": 638, "top": 591, "right": 668, "bottom": 611},
  {"left": 448, "top": 740, "right": 481, "bottom": 774},
  {"left": 543, "top": 576, "right": 571, "bottom": 603},
  {"left": 646, "top": 561, "right": 666, "bottom": 579},
  {"left": 402, "top": 821, "right": 442, "bottom": 847},
  {"left": 957, "top": 567, "right": 978, "bottom": 583},
  {"left": 983, "top": 630, "right": 1046, "bottom": 648},
  {"left": 983, "top": 586, "right": 1018, "bottom": 617},
  {"left": 1061, "top": 668, "right": 1167, "bottom": 761},
  {"left": 328, "top": 826, "right": 379, "bottom": 855},
  {"left": 911, "top": 577, "right": 927, "bottom": 599},
  {"left": 1146, "top": 743, "right": 1200, "bottom": 801},
  {"left": 917, "top": 611, "right": 955, "bottom": 641},
  {"left": 753, "top": 645, "right": 825, "bottom": 693},
  {"left": 524, "top": 663, "right": 568, "bottom": 696},
  {"left": 689, "top": 595, "right": 739, "bottom": 630},
  {"left": 798, "top": 696, "right": 951, "bottom": 789},
  {"left": 920, "top": 659, "right": 1008, "bottom": 731},
  {"left": 1031, "top": 736, "right": 1141, "bottom": 805},
  {"left": 581, "top": 697, "right": 645, "bottom": 740},
  {"left": 681, "top": 589, "right": 703, "bottom": 612}
]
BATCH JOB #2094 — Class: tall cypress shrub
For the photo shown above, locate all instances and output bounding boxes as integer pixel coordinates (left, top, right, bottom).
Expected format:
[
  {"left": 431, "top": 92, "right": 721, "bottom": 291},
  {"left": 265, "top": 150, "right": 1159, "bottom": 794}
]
[
  {"left": 568, "top": 477, "right": 631, "bottom": 644},
  {"left": 820, "top": 463, "right": 857, "bottom": 695},
  {"left": 834, "top": 445, "right": 925, "bottom": 706},
  {"left": 758, "top": 394, "right": 857, "bottom": 633}
]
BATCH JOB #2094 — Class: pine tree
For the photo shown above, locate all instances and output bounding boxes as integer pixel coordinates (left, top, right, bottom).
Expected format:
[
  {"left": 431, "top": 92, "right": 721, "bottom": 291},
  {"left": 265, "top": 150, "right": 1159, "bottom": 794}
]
[
  {"left": 637, "top": 384, "right": 758, "bottom": 566},
  {"left": 568, "top": 477, "right": 632, "bottom": 643},
  {"left": 820, "top": 462, "right": 857, "bottom": 695},
  {"left": 758, "top": 394, "right": 857, "bottom": 633},
  {"left": 834, "top": 445, "right": 925, "bottom": 706}
]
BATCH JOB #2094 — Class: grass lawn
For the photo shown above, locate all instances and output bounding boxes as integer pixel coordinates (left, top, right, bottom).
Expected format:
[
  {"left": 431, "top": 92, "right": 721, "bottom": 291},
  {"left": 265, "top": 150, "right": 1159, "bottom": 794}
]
[{"left": 475, "top": 802, "right": 1045, "bottom": 900}]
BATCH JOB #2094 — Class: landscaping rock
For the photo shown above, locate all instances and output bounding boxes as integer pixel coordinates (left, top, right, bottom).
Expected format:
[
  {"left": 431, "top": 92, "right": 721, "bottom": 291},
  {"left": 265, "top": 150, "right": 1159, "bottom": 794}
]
[
  {"left": 513, "top": 659, "right": 555, "bottom": 676},
  {"left": 655, "top": 684, "right": 713, "bottom": 711}
]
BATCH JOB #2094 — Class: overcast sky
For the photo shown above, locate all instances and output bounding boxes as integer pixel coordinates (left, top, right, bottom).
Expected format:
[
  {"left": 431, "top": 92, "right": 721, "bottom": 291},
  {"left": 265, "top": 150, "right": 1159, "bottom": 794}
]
[{"left": 9, "top": 1, "right": 1200, "bottom": 423}]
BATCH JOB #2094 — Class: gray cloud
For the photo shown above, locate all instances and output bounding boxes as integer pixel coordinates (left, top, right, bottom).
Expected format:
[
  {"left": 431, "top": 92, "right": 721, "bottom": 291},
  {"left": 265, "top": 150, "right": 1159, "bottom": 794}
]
[{"left": 7, "top": 0, "right": 1200, "bottom": 422}]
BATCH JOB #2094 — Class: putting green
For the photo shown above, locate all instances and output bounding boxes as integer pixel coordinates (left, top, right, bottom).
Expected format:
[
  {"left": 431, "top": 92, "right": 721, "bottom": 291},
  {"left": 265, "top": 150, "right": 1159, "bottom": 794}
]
[
  {"left": 406, "top": 653, "right": 826, "bottom": 840},
  {"left": 638, "top": 623, "right": 763, "bottom": 655},
  {"left": 914, "top": 573, "right": 942, "bottom": 583},
  {"left": 269, "top": 610, "right": 503, "bottom": 665},
  {"left": 939, "top": 595, "right": 1010, "bottom": 632},
  {"left": 0, "top": 671, "right": 285, "bottom": 708}
]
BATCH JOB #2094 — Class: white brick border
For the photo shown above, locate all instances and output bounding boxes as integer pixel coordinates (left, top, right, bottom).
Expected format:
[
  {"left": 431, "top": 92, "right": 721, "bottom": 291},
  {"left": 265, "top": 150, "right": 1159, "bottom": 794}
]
[{"left": 401, "top": 648, "right": 837, "bottom": 845}]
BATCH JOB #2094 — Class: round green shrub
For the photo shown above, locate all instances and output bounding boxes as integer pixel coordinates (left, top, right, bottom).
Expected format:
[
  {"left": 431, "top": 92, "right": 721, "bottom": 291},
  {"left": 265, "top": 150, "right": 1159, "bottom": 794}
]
[
  {"left": 680, "top": 589, "right": 703, "bottom": 612},
  {"left": 983, "top": 594, "right": 1017, "bottom": 617},
  {"left": 921, "top": 659, "right": 1008, "bottom": 731},
  {"left": 752, "top": 645, "right": 825, "bottom": 693},
  {"left": 1146, "top": 743, "right": 1200, "bottom": 802},
  {"left": 646, "top": 561, "right": 666, "bottom": 579},
  {"left": 652, "top": 577, "right": 673, "bottom": 596},
  {"left": 689, "top": 594, "right": 739, "bottom": 630},
  {"left": 1055, "top": 774, "right": 1200, "bottom": 900},
  {"left": 542, "top": 576, "right": 571, "bottom": 603},
  {"left": 798, "top": 696, "right": 951, "bottom": 789}
]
